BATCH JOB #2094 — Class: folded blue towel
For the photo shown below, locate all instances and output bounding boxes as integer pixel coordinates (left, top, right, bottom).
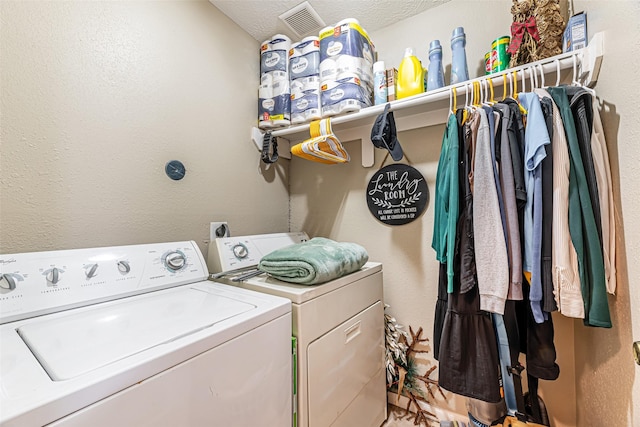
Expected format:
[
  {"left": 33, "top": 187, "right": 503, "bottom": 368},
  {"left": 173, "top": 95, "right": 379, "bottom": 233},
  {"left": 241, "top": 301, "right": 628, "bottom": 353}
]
[{"left": 258, "top": 237, "right": 369, "bottom": 285}]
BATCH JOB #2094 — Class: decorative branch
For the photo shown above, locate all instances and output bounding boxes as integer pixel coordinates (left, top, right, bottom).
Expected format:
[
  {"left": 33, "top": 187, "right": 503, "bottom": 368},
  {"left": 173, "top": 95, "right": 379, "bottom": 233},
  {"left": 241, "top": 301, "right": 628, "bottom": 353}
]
[{"left": 384, "top": 307, "right": 448, "bottom": 427}]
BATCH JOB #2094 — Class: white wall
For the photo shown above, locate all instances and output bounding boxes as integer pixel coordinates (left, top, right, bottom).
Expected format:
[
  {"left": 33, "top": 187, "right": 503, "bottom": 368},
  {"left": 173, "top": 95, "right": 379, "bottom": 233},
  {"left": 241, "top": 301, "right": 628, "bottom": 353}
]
[
  {"left": 0, "top": 1, "right": 290, "bottom": 255},
  {"left": 289, "top": 1, "right": 640, "bottom": 426}
]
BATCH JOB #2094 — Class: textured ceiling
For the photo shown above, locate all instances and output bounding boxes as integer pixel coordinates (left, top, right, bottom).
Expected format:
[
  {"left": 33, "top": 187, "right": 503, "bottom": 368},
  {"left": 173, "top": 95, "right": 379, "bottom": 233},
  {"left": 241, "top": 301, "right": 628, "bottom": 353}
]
[{"left": 208, "top": 0, "right": 452, "bottom": 42}]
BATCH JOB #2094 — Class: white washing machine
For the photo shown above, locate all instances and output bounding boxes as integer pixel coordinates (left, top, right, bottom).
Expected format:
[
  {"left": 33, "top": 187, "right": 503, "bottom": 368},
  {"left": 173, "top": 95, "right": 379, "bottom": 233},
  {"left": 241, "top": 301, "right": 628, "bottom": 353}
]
[
  {"left": 0, "top": 241, "right": 292, "bottom": 427},
  {"left": 207, "top": 233, "right": 387, "bottom": 427}
]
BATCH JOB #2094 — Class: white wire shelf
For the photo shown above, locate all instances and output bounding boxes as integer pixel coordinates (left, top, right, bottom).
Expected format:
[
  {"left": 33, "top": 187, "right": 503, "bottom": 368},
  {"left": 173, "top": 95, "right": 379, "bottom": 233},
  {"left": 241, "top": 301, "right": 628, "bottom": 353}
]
[{"left": 252, "top": 32, "right": 604, "bottom": 167}]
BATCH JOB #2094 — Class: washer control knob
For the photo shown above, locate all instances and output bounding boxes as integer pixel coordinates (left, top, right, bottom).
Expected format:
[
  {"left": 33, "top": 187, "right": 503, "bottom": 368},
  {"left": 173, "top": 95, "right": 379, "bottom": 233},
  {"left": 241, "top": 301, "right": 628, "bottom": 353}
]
[
  {"left": 85, "top": 263, "right": 99, "bottom": 279},
  {"left": 0, "top": 274, "right": 17, "bottom": 290},
  {"left": 165, "top": 251, "right": 186, "bottom": 271},
  {"left": 232, "top": 244, "right": 248, "bottom": 259},
  {"left": 46, "top": 268, "right": 61, "bottom": 285},
  {"left": 117, "top": 260, "right": 131, "bottom": 274}
]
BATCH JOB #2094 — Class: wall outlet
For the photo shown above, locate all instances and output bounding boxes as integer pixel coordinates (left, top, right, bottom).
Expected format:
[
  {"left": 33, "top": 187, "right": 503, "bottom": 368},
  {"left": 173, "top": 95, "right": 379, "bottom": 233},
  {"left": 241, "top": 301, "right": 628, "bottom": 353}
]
[{"left": 210, "top": 222, "right": 230, "bottom": 239}]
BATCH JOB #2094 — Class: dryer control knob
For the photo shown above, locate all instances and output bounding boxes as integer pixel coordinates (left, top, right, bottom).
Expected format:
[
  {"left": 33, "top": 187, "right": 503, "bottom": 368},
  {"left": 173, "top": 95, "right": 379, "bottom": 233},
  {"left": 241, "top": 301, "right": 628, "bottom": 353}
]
[
  {"left": 164, "top": 251, "right": 186, "bottom": 271},
  {"left": 0, "top": 274, "right": 17, "bottom": 290},
  {"left": 117, "top": 260, "right": 131, "bottom": 274},
  {"left": 232, "top": 244, "right": 248, "bottom": 259},
  {"left": 46, "top": 268, "right": 61, "bottom": 285}
]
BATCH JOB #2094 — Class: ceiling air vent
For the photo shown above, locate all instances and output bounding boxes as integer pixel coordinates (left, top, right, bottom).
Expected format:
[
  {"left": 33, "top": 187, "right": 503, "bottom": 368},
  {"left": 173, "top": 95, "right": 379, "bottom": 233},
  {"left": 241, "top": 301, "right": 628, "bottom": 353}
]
[{"left": 278, "top": 1, "right": 326, "bottom": 38}]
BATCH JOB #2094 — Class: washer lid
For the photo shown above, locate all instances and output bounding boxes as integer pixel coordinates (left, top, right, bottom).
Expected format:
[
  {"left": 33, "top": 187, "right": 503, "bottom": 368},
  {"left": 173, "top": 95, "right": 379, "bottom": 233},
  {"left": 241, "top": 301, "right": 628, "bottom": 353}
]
[{"left": 17, "top": 285, "right": 255, "bottom": 380}]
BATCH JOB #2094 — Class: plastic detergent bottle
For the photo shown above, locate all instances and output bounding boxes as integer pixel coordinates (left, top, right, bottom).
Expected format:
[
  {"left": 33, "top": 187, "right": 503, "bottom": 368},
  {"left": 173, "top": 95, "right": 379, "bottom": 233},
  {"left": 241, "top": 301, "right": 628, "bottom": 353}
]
[
  {"left": 396, "top": 48, "right": 424, "bottom": 99},
  {"left": 426, "top": 40, "right": 445, "bottom": 91},
  {"left": 373, "top": 60, "right": 388, "bottom": 105},
  {"left": 450, "top": 27, "right": 469, "bottom": 84}
]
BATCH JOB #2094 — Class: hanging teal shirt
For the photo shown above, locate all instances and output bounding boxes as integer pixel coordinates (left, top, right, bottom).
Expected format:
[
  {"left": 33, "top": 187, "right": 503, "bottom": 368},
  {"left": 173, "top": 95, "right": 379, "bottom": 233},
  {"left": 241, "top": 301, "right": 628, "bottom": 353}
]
[
  {"left": 547, "top": 87, "right": 611, "bottom": 328},
  {"left": 432, "top": 113, "right": 460, "bottom": 292}
]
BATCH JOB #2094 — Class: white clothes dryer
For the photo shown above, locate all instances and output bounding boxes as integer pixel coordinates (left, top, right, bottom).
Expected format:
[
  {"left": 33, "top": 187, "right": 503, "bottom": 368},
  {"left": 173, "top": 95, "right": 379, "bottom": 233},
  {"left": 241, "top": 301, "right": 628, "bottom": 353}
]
[
  {"left": 0, "top": 241, "right": 292, "bottom": 427},
  {"left": 207, "top": 233, "right": 387, "bottom": 427}
]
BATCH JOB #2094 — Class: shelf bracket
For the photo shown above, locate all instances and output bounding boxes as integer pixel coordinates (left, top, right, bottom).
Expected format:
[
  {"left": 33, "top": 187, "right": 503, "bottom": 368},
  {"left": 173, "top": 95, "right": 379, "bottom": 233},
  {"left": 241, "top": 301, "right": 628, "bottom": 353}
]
[
  {"left": 332, "top": 126, "right": 375, "bottom": 168},
  {"left": 579, "top": 31, "right": 604, "bottom": 88}
]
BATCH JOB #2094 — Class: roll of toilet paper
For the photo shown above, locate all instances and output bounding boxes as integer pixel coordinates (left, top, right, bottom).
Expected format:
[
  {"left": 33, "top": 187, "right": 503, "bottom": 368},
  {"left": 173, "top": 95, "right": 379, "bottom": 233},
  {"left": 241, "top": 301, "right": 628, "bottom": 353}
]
[
  {"left": 319, "top": 58, "right": 337, "bottom": 83},
  {"left": 319, "top": 19, "right": 374, "bottom": 61},
  {"left": 258, "top": 90, "right": 291, "bottom": 129},
  {"left": 260, "top": 34, "right": 291, "bottom": 75},
  {"left": 258, "top": 34, "right": 292, "bottom": 129},
  {"left": 291, "top": 88, "right": 321, "bottom": 124},
  {"left": 289, "top": 36, "right": 320, "bottom": 81},
  {"left": 320, "top": 76, "right": 372, "bottom": 117}
]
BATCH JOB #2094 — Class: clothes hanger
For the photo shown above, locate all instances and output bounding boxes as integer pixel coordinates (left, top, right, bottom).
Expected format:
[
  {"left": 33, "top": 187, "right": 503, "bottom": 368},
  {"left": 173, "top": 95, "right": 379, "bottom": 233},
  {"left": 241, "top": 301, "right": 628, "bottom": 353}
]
[
  {"left": 488, "top": 78, "right": 497, "bottom": 104},
  {"left": 501, "top": 73, "right": 508, "bottom": 101},
  {"left": 460, "top": 83, "right": 469, "bottom": 123},
  {"left": 538, "top": 63, "right": 545, "bottom": 88},
  {"left": 450, "top": 86, "right": 455, "bottom": 116},
  {"left": 554, "top": 58, "right": 561, "bottom": 87},
  {"left": 530, "top": 66, "right": 537, "bottom": 90},
  {"left": 513, "top": 70, "right": 528, "bottom": 114},
  {"left": 474, "top": 81, "right": 481, "bottom": 107}
]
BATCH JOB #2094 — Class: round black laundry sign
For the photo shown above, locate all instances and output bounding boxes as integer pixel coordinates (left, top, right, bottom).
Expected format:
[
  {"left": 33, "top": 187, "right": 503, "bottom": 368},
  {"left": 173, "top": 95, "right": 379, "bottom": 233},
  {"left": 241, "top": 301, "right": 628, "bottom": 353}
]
[{"left": 366, "top": 164, "right": 428, "bottom": 225}]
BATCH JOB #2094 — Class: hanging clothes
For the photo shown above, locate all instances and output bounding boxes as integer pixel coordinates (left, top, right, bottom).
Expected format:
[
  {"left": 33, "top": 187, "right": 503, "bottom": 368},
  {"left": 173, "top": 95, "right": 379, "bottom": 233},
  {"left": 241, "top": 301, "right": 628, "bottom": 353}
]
[
  {"left": 432, "top": 112, "right": 462, "bottom": 360},
  {"left": 472, "top": 108, "right": 509, "bottom": 315},
  {"left": 434, "top": 78, "right": 616, "bottom": 413},
  {"left": 536, "top": 88, "right": 585, "bottom": 318},
  {"left": 589, "top": 96, "right": 617, "bottom": 294},
  {"left": 437, "top": 109, "right": 502, "bottom": 403},
  {"left": 546, "top": 86, "right": 611, "bottom": 328},
  {"left": 519, "top": 92, "right": 551, "bottom": 323},
  {"left": 538, "top": 96, "right": 558, "bottom": 313},
  {"left": 493, "top": 103, "right": 524, "bottom": 301},
  {"left": 566, "top": 86, "right": 603, "bottom": 246},
  {"left": 432, "top": 113, "right": 461, "bottom": 292}
]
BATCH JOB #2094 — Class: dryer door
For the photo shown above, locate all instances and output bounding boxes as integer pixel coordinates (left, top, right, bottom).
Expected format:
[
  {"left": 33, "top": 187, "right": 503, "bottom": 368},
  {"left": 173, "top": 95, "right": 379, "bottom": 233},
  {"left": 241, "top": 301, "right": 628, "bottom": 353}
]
[{"left": 306, "top": 300, "right": 386, "bottom": 427}]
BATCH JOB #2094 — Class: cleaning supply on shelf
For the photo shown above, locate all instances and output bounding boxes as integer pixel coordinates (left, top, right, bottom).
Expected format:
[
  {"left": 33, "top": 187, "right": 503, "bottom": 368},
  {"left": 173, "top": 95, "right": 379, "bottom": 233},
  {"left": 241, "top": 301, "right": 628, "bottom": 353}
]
[
  {"left": 396, "top": 47, "right": 424, "bottom": 99},
  {"left": 386, "top": 67, "right": 398, "bottom": 101},
  {"left": 491, "top": 36, "right": 511, "bottom": 73},
  {"left": 319, "top": 18, "right": 375, "bottom": 117},
  {"left": 485, "top": 51, "right": 492, "bottom": 74},
  {"left": 426, "top": 40, "right": 445, "bottom": 91},
  {"left": 450, "top": 27, "right": 469, "bottom": 84},
  {"left": 259, "top": 34, "right": 292, "bottom": 129},
  {"left": 289, "top": 36, "right": 322, "bottom": 124},
  {"left": 373, "top": 61, "right": 388, "bottom": 105}
]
